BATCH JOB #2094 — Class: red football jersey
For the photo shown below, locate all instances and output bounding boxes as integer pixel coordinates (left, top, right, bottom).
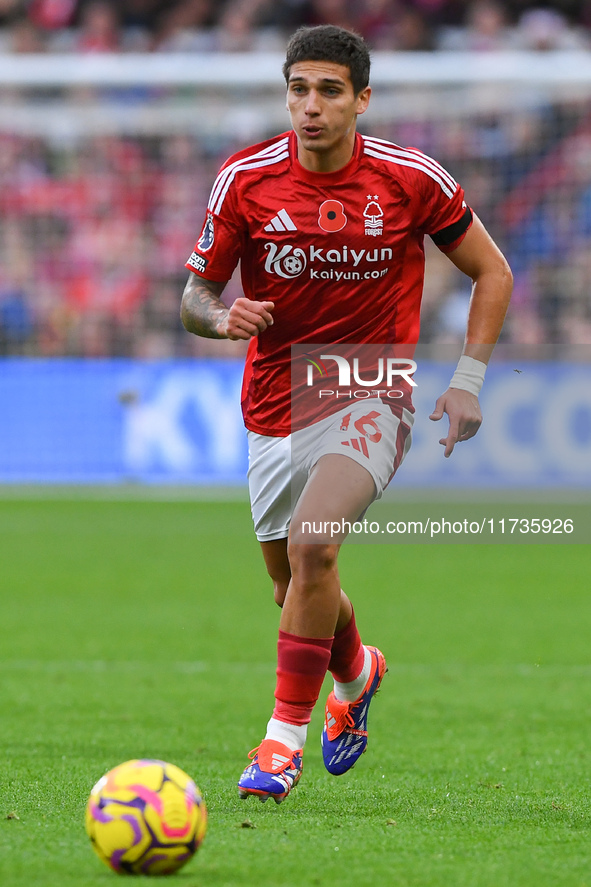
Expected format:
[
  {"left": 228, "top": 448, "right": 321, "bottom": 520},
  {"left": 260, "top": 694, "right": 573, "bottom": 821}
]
[{"left": 186, "top": 130, "right": 471, "bottom": 436}]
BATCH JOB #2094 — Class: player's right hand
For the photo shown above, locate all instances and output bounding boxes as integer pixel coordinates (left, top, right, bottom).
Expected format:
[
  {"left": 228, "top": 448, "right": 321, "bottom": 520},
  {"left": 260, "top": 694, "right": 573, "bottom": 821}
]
[{"left": 220, "top": 298, "right": 275, "bottom": 340}]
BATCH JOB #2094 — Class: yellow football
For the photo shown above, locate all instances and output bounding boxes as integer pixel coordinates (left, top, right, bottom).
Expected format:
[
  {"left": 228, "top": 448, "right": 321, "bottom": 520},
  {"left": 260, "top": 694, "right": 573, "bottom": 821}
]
[{"left": 85, "top": 759, "right": 207, "bottom": 876}]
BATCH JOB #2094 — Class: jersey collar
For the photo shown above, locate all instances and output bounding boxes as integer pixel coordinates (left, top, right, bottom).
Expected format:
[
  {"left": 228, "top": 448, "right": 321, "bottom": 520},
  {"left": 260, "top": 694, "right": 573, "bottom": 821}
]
[{"left": 289, "top": 130, "right": 362, "bottom": 184}]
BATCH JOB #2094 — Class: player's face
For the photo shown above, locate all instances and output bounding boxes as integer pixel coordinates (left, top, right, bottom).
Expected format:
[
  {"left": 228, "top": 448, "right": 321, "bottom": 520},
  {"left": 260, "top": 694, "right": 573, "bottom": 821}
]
[{"left": 286, "top": 61, "right": 371, "bottom": 173}]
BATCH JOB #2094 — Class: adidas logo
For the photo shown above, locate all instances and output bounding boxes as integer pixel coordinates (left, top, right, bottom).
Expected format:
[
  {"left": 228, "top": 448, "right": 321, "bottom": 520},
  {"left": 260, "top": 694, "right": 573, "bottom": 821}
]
[
  {"left": 264, "top": 208, "right": 297, "bottom": 233},
  {"left": 341, "top": 437, "right": 370, "bottom": 458},
  {"left": 271, "top": 753, "right": 290, "bottom": 770}
]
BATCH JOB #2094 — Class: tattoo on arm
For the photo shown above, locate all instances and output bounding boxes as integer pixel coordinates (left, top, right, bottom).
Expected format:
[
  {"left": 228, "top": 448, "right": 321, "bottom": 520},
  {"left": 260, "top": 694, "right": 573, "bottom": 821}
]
[{"left": 180, "top": 274, "right": 228, "bottom": 339}]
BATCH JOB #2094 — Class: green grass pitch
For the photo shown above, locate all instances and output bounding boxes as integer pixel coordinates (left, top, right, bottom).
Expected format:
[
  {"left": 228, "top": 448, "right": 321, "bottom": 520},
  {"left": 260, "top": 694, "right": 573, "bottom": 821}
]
[{"left": 0, "top": 497, "right": 590, "bottom": 887}]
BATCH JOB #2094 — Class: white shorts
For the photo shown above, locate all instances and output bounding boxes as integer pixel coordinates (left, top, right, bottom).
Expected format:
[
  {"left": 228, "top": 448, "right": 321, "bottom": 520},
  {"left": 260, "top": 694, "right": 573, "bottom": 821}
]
[{"left": 247, "top": 399, "right": 414, "bottom": 542}]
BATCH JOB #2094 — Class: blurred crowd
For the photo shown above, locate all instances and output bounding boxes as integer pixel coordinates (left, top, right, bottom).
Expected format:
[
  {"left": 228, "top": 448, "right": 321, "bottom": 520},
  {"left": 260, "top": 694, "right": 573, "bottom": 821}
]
[
  {"left": 1, "top": 1, "right": 591, "bottom": 356},
  {"left": 2, "top": 97, "right": 591, "bottom": 358},
  {"left": 0, "top": 0, "right": 590, "bottom": 53}
]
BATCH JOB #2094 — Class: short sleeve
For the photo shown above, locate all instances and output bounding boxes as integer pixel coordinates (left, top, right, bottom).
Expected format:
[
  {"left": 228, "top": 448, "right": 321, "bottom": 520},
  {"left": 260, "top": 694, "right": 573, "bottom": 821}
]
[
  {"left": 411, "top": 151, "right": 473, "bottom": 252},
  {"left": 185, "top": 170, "right": 246, "bottom": 282},
  {"left": 430, "top": 205, "right": 473, "bottom": 253}
]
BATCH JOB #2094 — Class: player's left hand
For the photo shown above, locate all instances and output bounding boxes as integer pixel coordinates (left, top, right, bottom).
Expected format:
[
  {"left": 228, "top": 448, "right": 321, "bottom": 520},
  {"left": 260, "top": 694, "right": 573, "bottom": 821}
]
[{"left": 429, "top": 388, "right": 482, "bottom": 458}]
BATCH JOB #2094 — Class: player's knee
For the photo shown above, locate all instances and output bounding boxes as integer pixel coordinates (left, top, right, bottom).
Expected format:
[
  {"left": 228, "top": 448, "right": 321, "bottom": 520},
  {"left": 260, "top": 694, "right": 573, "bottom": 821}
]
[{"left": 287, "top": 540, "right": 338, "bottom": 580}]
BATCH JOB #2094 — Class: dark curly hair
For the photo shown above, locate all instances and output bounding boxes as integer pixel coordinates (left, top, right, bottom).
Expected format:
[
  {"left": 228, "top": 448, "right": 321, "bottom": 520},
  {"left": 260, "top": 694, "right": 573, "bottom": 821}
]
[{"left": 283, "top": 25, "right": 371, "bottom": 96}]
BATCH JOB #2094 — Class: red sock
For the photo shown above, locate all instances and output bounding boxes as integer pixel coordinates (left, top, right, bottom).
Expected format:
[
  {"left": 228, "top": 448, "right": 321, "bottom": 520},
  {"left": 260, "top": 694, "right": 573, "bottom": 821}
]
[
  {"left": 328, "top": 609, "right": 365, "bottom": 683},
  {"left": 273, "top": 630, "right": 333, "bottom": 726}
]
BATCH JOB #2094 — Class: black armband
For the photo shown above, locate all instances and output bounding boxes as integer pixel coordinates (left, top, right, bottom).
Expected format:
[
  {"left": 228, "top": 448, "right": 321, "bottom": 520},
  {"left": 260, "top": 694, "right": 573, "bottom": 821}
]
[{"left": 431, "top": 206, "right": 473, "bottom": 247}]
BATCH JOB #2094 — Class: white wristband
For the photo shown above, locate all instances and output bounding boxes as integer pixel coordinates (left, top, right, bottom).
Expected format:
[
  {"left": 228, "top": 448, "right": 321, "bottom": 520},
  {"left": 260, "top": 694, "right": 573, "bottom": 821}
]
[{"left": 449, "top": 355, "right": 487, "bottom": 397}]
